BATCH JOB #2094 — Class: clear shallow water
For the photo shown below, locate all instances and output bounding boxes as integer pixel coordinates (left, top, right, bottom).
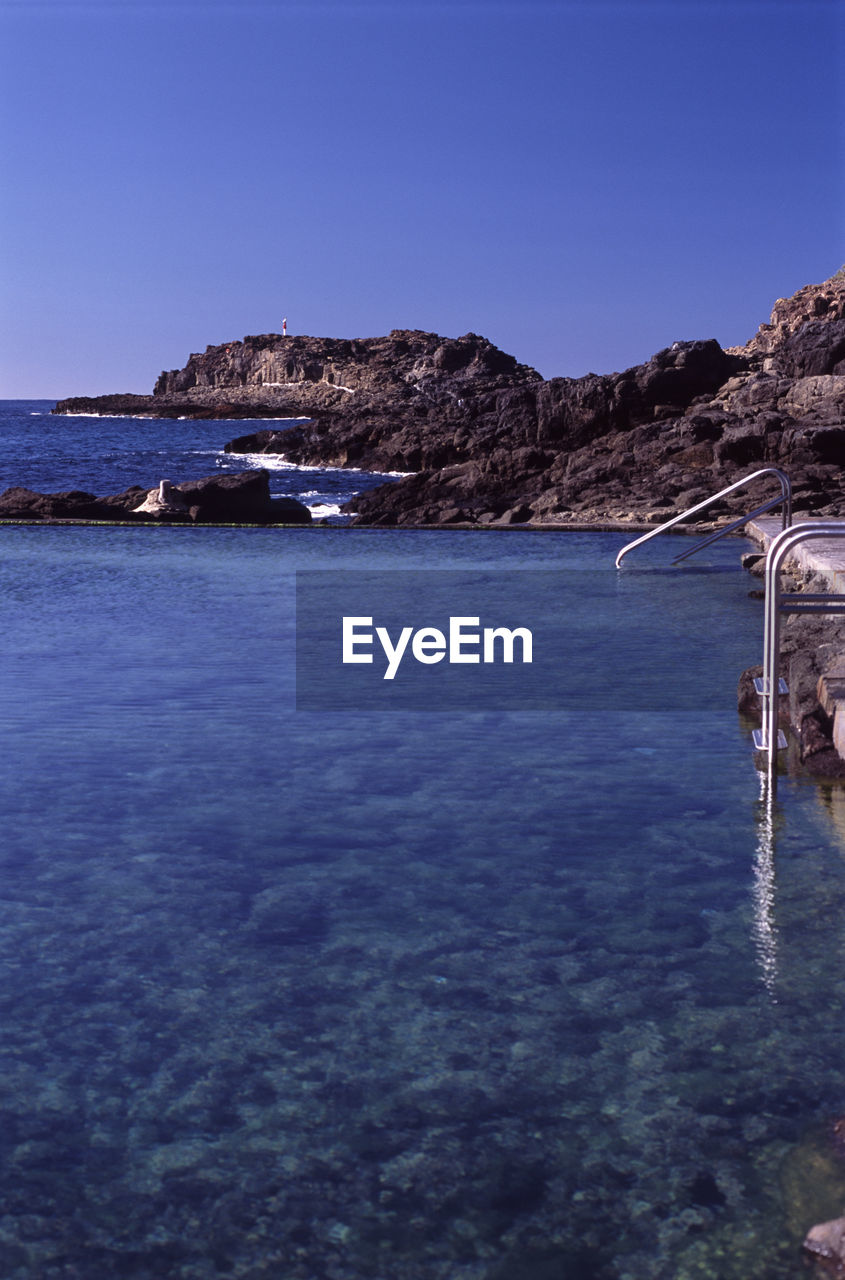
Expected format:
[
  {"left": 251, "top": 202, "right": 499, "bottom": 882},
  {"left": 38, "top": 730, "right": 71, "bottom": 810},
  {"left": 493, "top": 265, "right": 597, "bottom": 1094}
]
[
  {"left": 3, "top": 523, "right": 845, "bottom": 1278},
  {"left": 0, "top": 400, "right": 396, "bottom": 518}
]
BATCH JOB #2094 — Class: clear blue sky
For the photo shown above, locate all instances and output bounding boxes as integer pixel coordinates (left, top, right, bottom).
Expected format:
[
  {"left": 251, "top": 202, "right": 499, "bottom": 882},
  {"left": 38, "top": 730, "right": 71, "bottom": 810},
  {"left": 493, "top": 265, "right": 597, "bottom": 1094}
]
[{"left": 0, "top": 0, "right": 841, "bottom": 397}]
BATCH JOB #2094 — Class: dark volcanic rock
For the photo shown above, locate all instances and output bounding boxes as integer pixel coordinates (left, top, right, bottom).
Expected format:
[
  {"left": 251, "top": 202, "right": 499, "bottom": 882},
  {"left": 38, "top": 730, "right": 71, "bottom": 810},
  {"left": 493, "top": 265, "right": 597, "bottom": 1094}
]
[
  {"left": 222, "top": 336, "right": 743, "bottom": 519},
  {"left": 218, "top": 290, "right": 845, "bottom": 526},
  {"left": 52, "top": 394, "right": 292, "bottom": 420},
  {"left": 152, "top": 329, "right": 537, "bottom": 402},
  {"left": 176, "top": 471, "right": 276, "bottom": 522},
  {"left": 0, "top": 471, "right": 311, "bottom": 525},
  {"left": 776, "top": 319, "right": 845, "bottom": 378},
  {"left": 731, "top": 274, "right": 845, "bottom": 365},
  {"left": 340, "top": 275, "right": 845, "bottom": 525},
  {"left": 54, "top": 329, "right": 540, "bottom": 427},
  {"left": 53, "top": 394, "right": 159, "bottom": 417},
  {"left": 52, "top": 271, "right": 845, "bottom": 526},
  {"left": 0, "top": 487, "right": 127, "bottom": 521}
]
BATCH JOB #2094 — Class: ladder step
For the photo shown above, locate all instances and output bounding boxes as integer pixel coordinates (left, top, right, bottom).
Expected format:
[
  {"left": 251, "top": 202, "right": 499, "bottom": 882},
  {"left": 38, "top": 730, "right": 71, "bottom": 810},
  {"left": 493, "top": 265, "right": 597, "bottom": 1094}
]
[
  {"left": 753, "top": 676, "right": 789, "bottom": 695},
  {"left": 752, "top": 728, "right": 788, "bottom": 751}
]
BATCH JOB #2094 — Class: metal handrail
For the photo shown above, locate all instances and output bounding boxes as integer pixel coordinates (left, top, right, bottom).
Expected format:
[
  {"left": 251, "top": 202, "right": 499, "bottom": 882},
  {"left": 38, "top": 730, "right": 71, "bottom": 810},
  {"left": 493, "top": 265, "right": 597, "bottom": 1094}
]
[
  {"left": 614, "top": 467, "right": 792, "bottom": 569},
  {"left": 755, "top": 523, "right": 845, "bottom": 778},
  {"left": 671, "top": 493, "right": 791, "bottom": 565}
]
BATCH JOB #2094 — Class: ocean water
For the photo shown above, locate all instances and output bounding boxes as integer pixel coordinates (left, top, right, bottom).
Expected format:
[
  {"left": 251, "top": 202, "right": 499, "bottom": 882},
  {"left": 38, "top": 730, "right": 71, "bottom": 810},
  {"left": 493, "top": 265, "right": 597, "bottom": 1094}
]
[
  {"left": 0, "top": 400, "right": 398, "bottom": 520},
  {"left": 2, "top": 405, "right": 845, "bottom": 1278}
]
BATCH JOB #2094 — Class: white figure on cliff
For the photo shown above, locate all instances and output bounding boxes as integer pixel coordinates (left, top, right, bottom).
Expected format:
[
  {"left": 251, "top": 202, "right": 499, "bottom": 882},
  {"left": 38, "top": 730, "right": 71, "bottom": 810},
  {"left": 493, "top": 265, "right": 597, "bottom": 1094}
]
[{"left": 282, "top": 317, "right": 287, "bottom": 337}]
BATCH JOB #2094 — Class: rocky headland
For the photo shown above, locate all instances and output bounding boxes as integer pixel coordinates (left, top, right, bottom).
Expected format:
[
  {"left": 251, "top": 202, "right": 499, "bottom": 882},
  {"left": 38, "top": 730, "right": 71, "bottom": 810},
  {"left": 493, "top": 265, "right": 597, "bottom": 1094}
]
[
  {"left": 53, "top": 329, "right": 541, "bottom": 431},
  {"left": 54, "top": 273, "right": 845, "bottom": 527}
]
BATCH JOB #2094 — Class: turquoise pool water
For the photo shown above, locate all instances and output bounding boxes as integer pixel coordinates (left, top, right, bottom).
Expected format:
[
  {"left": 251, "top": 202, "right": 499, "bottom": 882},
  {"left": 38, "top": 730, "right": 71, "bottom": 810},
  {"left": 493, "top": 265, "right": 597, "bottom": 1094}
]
[{"left": 2, "top": 525, "right": 845, "bottom": 1279}]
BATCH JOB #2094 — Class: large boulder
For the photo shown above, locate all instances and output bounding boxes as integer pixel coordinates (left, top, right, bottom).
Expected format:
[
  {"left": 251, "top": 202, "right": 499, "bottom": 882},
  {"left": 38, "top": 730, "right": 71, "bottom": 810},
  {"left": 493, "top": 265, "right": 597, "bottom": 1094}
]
[
  {"left": 776, "top": 318, "right": 845, "bottom": 379},
  {"left": 175, "top": 470, "right": 311, "bottom": 524}
]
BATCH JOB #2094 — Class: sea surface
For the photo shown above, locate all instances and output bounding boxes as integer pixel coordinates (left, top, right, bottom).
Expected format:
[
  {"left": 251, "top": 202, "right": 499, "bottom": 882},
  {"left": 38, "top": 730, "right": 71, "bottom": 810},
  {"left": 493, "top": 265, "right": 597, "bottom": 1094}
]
[
  {"left": 0, "top": 400, "right": 397, "bottom": 520},
  {"left": 1, "top": 402, "right": 845, "bottom": 1278}
]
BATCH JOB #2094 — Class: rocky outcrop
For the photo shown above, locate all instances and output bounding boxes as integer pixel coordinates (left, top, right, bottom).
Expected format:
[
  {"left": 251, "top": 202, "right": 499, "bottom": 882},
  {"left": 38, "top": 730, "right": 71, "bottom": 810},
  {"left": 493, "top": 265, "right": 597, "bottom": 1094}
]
[
  {"left": 53, "top": 330, "right": 541, "bottom": 424},
  {"left": 0, "top": 471, "right": 311, "bottom": 525},
  {"left": 224, "top": 337, "right": 743, "bottom": 506},
  {"left": 173, "top": 472, "right": 311, "bottom": 523},
  {"left": 54, "top": 394, "right": 295, "bottom": 420},
  {"left": 729, "top": 273, "right": 845, "bottom": 366},
  {"left": 52, "top": 272, "right": 845, "bottom": 527},
  {"left": 0, "top": 485, "right": 148, "bottom": 521},
  {"left": 223, "top": 274, "right": 845, "bottom": 526}
]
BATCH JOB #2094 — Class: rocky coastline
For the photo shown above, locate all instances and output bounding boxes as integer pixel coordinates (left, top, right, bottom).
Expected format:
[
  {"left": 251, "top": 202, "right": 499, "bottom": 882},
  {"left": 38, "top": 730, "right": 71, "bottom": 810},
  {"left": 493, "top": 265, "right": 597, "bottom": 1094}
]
[
  {"left": 0, "top": 470, "right": 311, "bottom": 525},
  {"left": 252, "top": 274, "right": 845, "bottom": 528},
  {"left": 45, "top": 273, "right": 845, "bottom": 774},
  {"left": 53, "top": 272, "right": 845, "bottom": 529}
]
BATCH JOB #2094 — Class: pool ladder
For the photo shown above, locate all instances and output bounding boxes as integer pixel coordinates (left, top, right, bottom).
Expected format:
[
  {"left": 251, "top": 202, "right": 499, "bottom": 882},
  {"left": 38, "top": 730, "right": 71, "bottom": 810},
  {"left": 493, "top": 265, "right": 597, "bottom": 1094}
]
[
  {"left": 614, "top": 467, "right": 792, "bottom": 569},
  {"left": 753, "top": 523, "right": 845, "bottom": 775},
  {"left": 613, "top": 472, "right": 845, "bottom": 779}
]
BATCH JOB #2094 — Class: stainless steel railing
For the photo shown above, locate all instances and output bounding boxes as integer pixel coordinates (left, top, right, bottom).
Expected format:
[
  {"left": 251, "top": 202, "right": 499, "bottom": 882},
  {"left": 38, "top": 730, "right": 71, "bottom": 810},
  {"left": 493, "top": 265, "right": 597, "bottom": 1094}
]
[
  {"left": 614, "top": 467, "right": 792, "bottom": 569},
  {"left": 754, "top": 523, "right": 845, "bottom": 778}
]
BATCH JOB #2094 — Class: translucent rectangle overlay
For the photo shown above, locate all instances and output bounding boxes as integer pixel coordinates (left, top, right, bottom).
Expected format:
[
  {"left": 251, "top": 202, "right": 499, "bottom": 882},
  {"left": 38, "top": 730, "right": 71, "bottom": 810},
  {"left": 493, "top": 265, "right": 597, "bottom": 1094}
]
[{"left": 295, "top": 569, "right": 738, "bottom": 712}]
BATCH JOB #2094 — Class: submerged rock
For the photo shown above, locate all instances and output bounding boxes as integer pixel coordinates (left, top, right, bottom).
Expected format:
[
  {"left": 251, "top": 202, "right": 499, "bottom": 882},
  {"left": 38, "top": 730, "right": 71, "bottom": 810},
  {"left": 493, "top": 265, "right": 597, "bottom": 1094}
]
[{"left": 804, "top": 1217, "right": 845, "bottom": 1274}]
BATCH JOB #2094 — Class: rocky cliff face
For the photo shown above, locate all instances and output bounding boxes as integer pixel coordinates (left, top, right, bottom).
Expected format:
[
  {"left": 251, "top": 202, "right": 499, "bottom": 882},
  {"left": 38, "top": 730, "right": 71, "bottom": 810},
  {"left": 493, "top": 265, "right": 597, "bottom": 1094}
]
[
  {"left": 226, "top": 337, "right": 744, "bottom": 504},
  {"left": 54, "top": 330, "right": 541, "bottom": 422},
  {"left": 222, "top": 274, "right": 845, "bottom": 525},
  {"left": 335, "top": 273, "right": 845, "bottom": 524},
  {"left": 153, "top": 329, "right": 540, "bottom": 403}
]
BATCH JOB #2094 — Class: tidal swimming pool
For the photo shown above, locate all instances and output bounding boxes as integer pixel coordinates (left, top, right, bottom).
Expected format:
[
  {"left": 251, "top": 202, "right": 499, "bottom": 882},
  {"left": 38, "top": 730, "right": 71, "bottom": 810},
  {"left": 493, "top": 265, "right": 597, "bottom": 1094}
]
[{"left": 1, "top": 525, "right": 844, "bottom": 1279}]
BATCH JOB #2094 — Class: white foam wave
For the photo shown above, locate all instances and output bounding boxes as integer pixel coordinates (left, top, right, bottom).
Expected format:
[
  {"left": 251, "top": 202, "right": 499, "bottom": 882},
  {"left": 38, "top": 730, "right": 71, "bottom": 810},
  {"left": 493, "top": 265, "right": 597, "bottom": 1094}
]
[
  {"left": 228, "top": 451, "right": 329, "bottom": 474},
  {"left": 57, "top": 411, "right": 312, "bottom": 423},
  {"left": 176, "top": 415, "right": 311, "bottom": 423},
  {"left": 306, "top": 502, "right": 345, "bottom": 517},
  {"left": 222, "top": 449, "right": 411, "bottom": 479}
]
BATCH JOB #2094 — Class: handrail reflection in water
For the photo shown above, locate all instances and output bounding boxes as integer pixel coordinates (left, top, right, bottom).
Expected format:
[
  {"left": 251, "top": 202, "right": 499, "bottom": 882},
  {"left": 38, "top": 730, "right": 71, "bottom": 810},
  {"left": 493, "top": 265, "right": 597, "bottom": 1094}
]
[{"left": 752, "top": 771, "right": 780, "bottom": 1000}]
